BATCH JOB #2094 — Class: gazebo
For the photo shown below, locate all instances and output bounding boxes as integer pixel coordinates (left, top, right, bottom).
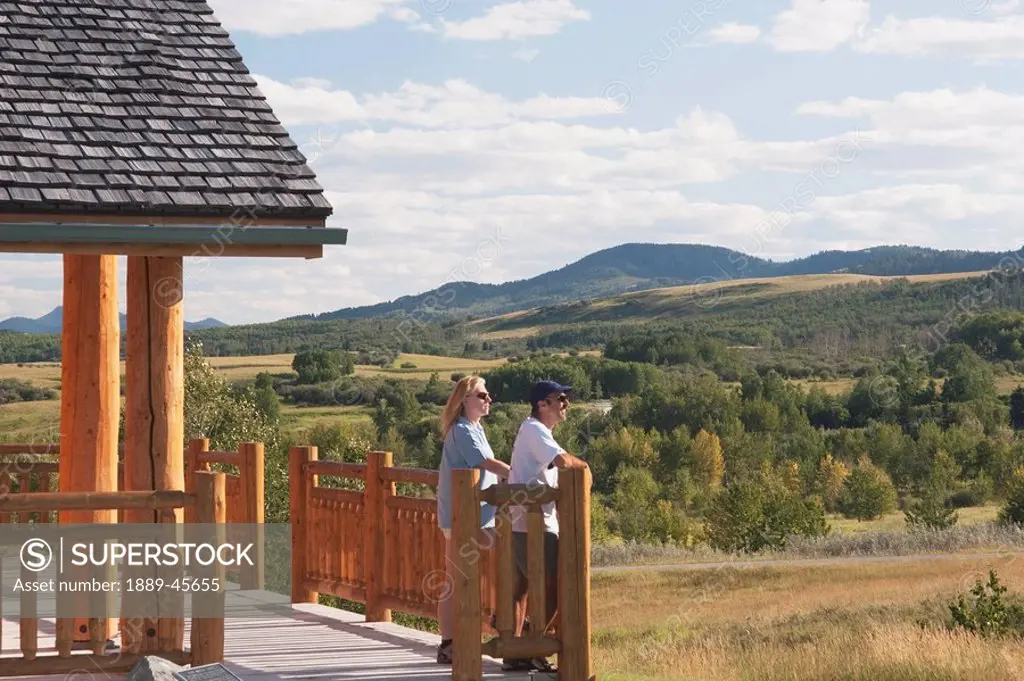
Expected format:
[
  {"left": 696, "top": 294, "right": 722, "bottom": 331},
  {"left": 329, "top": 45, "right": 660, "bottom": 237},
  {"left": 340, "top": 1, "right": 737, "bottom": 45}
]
[{"left": 0, "top": 0, "right": 344, "bottom": 659}]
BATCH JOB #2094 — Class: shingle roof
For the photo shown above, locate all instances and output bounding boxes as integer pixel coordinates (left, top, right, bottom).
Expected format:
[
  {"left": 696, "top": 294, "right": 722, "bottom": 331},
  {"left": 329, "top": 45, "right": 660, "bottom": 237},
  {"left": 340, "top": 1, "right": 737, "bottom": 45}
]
[{"left": 0, "top": 0, "right": 332, "bottom": 222}]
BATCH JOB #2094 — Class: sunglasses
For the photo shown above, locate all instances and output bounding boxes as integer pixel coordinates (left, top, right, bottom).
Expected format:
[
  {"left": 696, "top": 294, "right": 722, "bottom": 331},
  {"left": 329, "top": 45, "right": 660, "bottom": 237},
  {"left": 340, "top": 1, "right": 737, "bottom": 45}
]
[
  {"left": 548, "top": 394, "right": 570, "bottom": 404},
  {"left": 475, "top": 392, "right": 493, "bottom": 402}
]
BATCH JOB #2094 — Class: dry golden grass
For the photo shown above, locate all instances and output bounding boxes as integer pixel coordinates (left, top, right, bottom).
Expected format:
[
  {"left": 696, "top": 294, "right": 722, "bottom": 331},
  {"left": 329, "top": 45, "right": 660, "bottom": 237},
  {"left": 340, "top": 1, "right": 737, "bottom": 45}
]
[
  {"left": 827, "top": 505, "right": 1000, "bottom": 534},
  {"left": 787, "top": 378, "right": 858, "bottom": 395},
  {"left": 592, "top": 554, "right": 1024, "bottom": 681},
  {"left": 475, "top": 325, "right": 544, "bottom": 340},
  {"left": 0, "top": 362, "right": 62, "bottom": 389},
  {"left": 629, "top": 270, "right": 991, "bottom": 303}
]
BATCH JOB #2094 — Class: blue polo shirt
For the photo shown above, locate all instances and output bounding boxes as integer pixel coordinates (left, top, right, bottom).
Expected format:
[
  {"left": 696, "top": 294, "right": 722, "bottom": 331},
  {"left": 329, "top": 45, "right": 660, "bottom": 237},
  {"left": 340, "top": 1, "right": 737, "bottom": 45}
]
[{"left": 437, "top": 417, "right": 497, "bottom": 530}]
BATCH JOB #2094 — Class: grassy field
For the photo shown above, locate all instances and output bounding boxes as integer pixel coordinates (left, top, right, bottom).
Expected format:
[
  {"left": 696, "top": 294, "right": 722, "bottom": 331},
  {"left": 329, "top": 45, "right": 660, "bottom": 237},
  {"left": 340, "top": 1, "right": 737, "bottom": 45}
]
[
  {"left": 0, "top": 352, "right": 508, "bottom": 387},
  {"left": 0, "top": 399, "right": 59, "bottom": 443},
  {"left": 592, "top": 553, "right": 1024, "bottom": 680},
  {"left": 280, "top": 403, "right": 373, "bottom": 437}
]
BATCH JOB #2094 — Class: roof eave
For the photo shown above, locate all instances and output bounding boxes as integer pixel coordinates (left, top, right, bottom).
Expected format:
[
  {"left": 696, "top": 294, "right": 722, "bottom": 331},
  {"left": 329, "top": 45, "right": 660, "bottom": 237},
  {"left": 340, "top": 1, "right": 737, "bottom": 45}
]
[{"left": 0, "top": 223, "right": 347, "bottom": 259}]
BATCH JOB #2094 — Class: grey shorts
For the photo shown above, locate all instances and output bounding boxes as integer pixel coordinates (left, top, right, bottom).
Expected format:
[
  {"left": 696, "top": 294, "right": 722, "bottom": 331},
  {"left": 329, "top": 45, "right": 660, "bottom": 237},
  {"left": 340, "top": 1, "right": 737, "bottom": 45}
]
[{"left": 511, "top": 530, "right": 558, "bottom": 603}]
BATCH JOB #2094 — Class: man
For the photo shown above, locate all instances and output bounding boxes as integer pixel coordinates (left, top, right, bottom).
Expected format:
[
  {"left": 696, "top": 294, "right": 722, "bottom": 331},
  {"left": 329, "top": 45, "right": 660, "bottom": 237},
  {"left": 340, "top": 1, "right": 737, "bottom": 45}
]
[{"left": 503, "top": 380, "right": 588, "bottom": 672}]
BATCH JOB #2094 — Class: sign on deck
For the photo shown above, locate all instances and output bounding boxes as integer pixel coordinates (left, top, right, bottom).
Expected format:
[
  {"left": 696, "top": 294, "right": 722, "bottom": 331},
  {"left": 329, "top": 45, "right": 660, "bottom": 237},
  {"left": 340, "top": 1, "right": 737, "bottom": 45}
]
[{"left": 173, "top": 664, "right": 244, "bottom": 681}]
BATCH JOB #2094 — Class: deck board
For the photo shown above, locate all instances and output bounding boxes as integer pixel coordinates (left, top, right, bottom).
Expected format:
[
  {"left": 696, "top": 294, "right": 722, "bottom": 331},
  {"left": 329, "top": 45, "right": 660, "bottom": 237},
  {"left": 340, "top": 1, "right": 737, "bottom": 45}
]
[{"left": 0, "top": 602, "right": 531, "bottom": 680}]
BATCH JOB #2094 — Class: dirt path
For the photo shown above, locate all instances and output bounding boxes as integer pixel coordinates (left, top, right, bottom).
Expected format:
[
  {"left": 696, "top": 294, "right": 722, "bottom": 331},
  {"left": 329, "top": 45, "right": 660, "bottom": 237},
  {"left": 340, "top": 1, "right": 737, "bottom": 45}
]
[{"left": 594, "top": 550, "right": 1021, "bottom": 574}]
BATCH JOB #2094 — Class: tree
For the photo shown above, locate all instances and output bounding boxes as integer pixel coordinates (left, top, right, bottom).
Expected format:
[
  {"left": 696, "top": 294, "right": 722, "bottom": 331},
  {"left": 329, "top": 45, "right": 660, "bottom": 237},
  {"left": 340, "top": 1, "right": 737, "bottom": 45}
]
[
  {"left": 292, "top": 348, "right": 353, "bottom": 384},
  {"left": 252, "top": 372, "right": 281, "bottom": 424},
  {"left": 904, "top": 449, "right": 959, "bottom": 530},
  {"left": 814, "top": 454, "right": 849, "bottom": 512},
  {"left": 691, "top": 429, "right": 724, "bottom": 491},
  {"left": 941, "top": 349, "right": 996, "bottom": 403},
  {"left": 1009, "top": 388, "right": 1024, "bottom": 430},
  {"left": 839, "top": 455, "right": 898, "bottom": 521},
  {"left": 183, "top": 339, "right": 278, "bottom": 452},
  {"left": 609, "top": 467, "right": 661, "bottom": 542}
]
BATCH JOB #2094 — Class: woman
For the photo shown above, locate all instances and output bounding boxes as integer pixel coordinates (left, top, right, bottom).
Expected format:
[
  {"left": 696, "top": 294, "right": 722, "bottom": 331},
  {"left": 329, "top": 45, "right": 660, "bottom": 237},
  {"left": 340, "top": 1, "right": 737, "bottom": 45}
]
[{"left": 435, "top": 375, "right": 510, "bottom": 665}]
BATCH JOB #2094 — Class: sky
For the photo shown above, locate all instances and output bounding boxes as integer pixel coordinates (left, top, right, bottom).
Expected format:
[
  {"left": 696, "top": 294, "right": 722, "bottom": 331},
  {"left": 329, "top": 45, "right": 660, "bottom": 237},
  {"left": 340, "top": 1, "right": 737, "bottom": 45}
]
[{"left": 3, "top": 0, "right": 1024, "bottom": 324}]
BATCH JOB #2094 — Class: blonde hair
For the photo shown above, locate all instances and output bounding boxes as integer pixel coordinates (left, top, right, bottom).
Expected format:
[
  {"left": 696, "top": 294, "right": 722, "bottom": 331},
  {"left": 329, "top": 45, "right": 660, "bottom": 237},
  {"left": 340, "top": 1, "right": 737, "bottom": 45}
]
[{"left": 440, "top": 375, "right": 485, "bottom": 439}]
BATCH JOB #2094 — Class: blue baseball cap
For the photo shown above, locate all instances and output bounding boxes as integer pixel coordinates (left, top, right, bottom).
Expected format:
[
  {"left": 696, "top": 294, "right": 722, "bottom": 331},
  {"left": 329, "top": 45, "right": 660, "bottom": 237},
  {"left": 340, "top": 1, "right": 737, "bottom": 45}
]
[{"left": 529, "top": 380, "right": 572, "bottom": 406}]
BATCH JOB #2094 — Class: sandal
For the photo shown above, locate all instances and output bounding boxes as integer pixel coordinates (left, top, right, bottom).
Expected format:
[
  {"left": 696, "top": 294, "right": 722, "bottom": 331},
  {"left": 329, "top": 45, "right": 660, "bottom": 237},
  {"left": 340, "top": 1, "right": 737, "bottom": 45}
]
[
  {"left": 436, "top": 638, "right": 453, "bottom": 664},
  {"left": 530, "top": 657, "right": 557, "bottom": 673}
]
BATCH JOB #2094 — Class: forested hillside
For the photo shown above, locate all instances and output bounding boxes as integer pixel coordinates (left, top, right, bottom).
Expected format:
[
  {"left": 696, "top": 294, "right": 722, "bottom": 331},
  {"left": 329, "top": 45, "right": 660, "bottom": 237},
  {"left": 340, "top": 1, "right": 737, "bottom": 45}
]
[{"left": 292, "top": 243, "right": 1019, "bottom": 322}]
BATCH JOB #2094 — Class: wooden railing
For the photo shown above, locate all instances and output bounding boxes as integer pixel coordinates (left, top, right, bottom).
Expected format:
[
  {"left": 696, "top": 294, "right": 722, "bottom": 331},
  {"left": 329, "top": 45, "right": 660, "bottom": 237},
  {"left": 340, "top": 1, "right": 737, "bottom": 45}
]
[
  {"left": 185, "top": 438, "right": 265, "bottom": 589},
  {"left": 0, "top": 439, "right": 265, "bottom": 589},
  {"left": 451, "top": 467, "right": 593, "bottom": 681},
  {"left": 0, "top": 474, "right": 227, "bottom": 677},
  {"left": 290, "top": 448, "right": 499, "bottom": 629},
  {"left": 289, "top": 447, "right": 593, "bottom": 680}
]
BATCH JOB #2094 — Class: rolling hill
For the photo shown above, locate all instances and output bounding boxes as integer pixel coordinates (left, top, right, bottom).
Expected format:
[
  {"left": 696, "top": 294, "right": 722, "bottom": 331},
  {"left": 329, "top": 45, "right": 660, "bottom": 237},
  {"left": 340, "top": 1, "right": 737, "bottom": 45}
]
[
  {"left": 290, "top": 243, "right": 1023, "bottom": 324},
  {"left": 0, "top": 307, "right": 227, "bottom": 334},
  {"left": 468, "top": 270, "right": 996, "bottom": 337}
]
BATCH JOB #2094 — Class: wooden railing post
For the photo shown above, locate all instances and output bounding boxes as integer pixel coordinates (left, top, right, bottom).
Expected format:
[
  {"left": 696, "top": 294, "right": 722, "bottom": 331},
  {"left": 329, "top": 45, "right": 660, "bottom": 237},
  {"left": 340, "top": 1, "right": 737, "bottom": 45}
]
[
  {"left": 556, "top": 467, "right": 593, "bottom": 681},
  {"left": 365, "top": 450, "right": 393, "bottom": 622},
  {"left": 239, "top": 441, "right": 265, "bottom": 590},
  {"left": 290, "top": 446, "right": 317, "bottom": 603},
  {"left": 451, "top": 469, "right": 481, "bottom": 681},
  {"left": 192, "top": 471, "right": 226, "bottom": 666},
  {"left": 184, "top": 438, "right": 208, "bottom": 524}
]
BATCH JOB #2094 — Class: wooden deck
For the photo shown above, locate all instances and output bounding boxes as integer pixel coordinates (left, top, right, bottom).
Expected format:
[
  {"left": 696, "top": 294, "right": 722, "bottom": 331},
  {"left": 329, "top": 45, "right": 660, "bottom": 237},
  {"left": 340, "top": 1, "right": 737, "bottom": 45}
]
[{"left": 0, "top": 598, "right": 530, "bottom": 680}]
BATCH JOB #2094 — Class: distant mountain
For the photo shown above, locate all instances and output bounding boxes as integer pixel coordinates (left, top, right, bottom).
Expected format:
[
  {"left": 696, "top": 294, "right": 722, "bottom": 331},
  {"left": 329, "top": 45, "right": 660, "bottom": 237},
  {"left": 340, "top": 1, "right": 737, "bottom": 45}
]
[
  {"left": 0, "top": 307, "right": 228, "bottom": 334},
  {"left": 290, "top": 243, "right": 1020, "bottom": 323}
]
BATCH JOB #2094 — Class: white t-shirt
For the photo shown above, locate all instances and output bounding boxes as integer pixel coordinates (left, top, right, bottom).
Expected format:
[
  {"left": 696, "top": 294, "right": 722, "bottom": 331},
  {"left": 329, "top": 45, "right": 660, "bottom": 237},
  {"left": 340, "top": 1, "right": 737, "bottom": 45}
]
[{"left": 508, "top": 417, "right": 565, "bottom": 535}]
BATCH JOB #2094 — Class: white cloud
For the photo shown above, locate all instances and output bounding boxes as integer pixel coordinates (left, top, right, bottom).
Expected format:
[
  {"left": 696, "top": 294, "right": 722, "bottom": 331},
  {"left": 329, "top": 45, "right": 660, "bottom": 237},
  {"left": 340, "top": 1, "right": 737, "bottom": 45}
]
[
  {"left": 754, "top": 3, "right": 1024, "bottom": 62},
  {"left": 255, "top": 76, "right": 616, "bottom": 128},
  {"left": 766, "top": 0, "right": 870, "bottom": 52},
  {"left": 439, "top": 0, "right": 590, "bottom": 40},
  {"left": 706, "top": 23, "right": 761, "bottom": 44},
  {"left": 855, "top": 15, "right": 1024, "bottom": 61},
  {"left": 512, "top": 47, "right": 541, "bottom": 61},
  {"left": 797, "top": 87, "right": 1024, "bottom": 154},
  {"left": 992, "top": 0, "right": 1021, "bottom": 15},
  {"left": 207, "top": 0, "right": 414, "bottom": 36}
]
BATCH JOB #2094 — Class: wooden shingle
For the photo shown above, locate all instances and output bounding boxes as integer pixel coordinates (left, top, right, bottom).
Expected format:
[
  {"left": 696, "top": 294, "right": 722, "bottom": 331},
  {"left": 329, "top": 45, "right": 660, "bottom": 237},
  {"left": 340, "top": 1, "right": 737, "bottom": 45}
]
[{"left": 0, "top": 0, "right": 332, "bottom": 221}]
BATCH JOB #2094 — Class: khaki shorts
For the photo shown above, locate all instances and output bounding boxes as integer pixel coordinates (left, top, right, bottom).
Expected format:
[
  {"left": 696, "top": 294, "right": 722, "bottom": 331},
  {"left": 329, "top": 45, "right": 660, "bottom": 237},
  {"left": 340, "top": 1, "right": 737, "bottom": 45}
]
[{"left": 441, "top": 528, "right": 451, "bottom": 539}]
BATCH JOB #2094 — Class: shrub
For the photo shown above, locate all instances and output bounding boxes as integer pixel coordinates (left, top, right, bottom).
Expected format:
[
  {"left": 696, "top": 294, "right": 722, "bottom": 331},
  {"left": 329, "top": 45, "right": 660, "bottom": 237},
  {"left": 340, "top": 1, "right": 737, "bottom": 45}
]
[
  {"left": 948, "top": 488, "right": 986, "bottom": 509},
  {"left": 705, "top": 465, "right": 829, "bottom": 553},
  {"left": 998, "top": 467, "right": 1024, "bottom": 526},
  {"left": 904, "top": 492, "right": 958, "bottom": 531},
  {"left": 948, "top": 570, "right": 1024, "bottom": 638}
]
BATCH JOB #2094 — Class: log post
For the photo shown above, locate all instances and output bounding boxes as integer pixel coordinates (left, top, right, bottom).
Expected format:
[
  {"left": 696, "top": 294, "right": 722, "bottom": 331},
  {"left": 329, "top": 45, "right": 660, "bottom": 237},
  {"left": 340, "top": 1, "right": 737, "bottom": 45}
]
[
  {"left": 123, "top": 255, "right": 186, "bottom": 652},
  {"left": 451, "top": 468, "right": 481, "bottom": 681},
  {"left": 192, "top": 471, "right": 226, "bottom": 665},
  {"left": 290, "top": 446, "right": 317, "bottom": 603},
  {"left": 240, "top": 441, "right": 265, "bottom": 589},
  {"left": 556, "top": 467, "right": 593, "bottom": 681},
  {"left": 364, "top": 451, "right": 393, "bottom": 622},
  {"left": 59, "top": 254, "right": 120, "bottom": 643},
  {"left": 184, "top": 438, "right": 208, "bottom": 524}
]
